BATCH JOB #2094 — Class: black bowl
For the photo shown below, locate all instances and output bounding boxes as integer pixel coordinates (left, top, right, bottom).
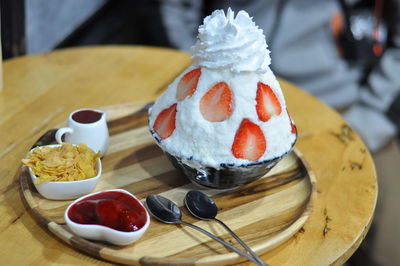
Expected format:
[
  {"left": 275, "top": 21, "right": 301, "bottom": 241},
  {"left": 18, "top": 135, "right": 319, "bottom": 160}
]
[{"left": 165, "top": 151, "right": 289, "bottom": 189}]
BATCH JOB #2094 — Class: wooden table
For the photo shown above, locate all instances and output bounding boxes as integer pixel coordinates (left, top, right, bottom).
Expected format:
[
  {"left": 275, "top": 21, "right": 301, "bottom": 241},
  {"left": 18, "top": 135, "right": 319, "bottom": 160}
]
[{"left": 0, "top": 46, "right": 377, "bottom": 265}]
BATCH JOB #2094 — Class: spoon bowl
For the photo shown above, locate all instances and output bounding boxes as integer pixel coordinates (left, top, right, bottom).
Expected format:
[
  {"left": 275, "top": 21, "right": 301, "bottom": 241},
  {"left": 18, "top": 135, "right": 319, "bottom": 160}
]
[
  {"left": 145, "top": 194, "right": 182, "bottom": 224},
  {"left": 185, "top": 190, "right": 218, "bottom": 220}
]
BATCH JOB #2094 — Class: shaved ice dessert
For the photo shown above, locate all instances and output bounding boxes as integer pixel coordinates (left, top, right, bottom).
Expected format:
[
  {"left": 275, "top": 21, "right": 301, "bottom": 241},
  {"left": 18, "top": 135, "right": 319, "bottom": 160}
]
[{"left": 149, "top": 8, "right": 297, "bottom": 188}]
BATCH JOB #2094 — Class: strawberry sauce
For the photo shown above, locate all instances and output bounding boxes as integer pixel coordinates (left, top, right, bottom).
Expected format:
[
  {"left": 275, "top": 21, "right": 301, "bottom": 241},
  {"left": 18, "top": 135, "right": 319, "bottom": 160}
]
[{"left": 68, "top": 191, "right": 147, "bottom": 232}]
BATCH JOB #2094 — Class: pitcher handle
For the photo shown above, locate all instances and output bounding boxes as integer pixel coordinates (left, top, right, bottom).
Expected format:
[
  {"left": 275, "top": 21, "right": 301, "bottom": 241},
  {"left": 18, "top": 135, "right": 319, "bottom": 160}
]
[{"left": 55, "top": 127, "right": 74, "bottom": 143}]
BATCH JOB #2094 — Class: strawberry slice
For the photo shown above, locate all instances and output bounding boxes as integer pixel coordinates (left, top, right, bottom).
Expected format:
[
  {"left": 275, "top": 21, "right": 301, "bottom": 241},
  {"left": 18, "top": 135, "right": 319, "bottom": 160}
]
[
  {"left": 232, "top": 119, "right": 266, "bottom": 161},
  {"left": 200, "top": 82, "right": 233, "bottom": 122},
  {"left": 70, "top": 200, "right": 97, "bottom": 224},
  {"left": 176, "top": 68, "right": 201, "bottom": 101},
  {"left": 256, "top": 82, "right": 282, "bottom": 122},
  {"left": 153, "top": 103, "right": 177, "bottom": 139},
  {"left": 290, "top": 120, "right": 296, "bottom": 134},
  {"left": 287, "top": 110, "right": 297, "bottom": 134},
  {"left": 95, "top": 199, "right": 125, "bottom": 228},
  {"left": 119, "top": 209, "right": 141, "bottom": 232}
]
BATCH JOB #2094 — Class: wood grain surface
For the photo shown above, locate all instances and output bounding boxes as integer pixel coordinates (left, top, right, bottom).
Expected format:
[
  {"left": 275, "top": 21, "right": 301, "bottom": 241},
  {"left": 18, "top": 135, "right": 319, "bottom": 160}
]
[
  {"left": 0, "top": 46, "right": 377, "bottom": 265},
  {"left": 20, "top": 102, "right": 316, "bottom": 265}
]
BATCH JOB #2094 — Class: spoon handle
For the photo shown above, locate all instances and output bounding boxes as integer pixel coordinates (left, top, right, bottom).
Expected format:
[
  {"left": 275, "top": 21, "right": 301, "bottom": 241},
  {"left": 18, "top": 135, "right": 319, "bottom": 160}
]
[
  {"left": 215, "top": 218, "right": 268, "bottom": 266},
  {"left": 178, "top": 220, "right": 258, "bottom": 264}
]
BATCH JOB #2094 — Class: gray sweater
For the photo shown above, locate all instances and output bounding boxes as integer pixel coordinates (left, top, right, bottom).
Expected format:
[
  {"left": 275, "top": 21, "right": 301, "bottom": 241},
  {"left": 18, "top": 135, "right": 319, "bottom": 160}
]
[{"left": 160, "top": 0, "right": 400, "bottom": 152}]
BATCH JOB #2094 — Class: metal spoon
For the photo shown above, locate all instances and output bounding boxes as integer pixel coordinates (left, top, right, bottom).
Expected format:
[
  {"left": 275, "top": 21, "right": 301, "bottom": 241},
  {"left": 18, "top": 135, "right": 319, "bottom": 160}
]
[
  {"left": 185, "top": 190, "right": 268, "bottom": 266},
  {"left": 145, "top": 194, "right": 258, "bottom": 264}
]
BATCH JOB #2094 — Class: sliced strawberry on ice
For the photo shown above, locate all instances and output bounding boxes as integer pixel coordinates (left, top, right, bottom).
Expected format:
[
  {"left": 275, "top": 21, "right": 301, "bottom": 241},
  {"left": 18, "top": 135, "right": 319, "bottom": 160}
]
[
  {"left": 287, "top": 110, "right": 297, "bottom": 134},
  {"left": 200, "top": 81, "right": 233, "bottom": 122},
  {"left": 256, "top": 82, "right": 282, "bottom": 122},
  {"left": 290, "top": 120, "right": 296, "bottom": 134},
  {"left": 176, "top": 68, "right": 201, "bottom": 101},
  {"left": 232, "top": 119, "right": 266, "bottom": 161},
  {"left": 153, "top": 103, "right": 177, "bottom": 139}
]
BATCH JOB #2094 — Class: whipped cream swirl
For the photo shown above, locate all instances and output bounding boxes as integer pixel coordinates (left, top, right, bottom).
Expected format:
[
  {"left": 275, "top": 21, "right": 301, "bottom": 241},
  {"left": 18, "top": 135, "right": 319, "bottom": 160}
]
[{"left": 191, "top": 8, "right": 271, "bottom": 73}]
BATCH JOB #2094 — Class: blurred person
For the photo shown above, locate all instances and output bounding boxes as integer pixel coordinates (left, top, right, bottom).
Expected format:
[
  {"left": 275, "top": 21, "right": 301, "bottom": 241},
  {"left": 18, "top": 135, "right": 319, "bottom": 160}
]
[{"left": 158, "top": 0, "right": 400, "bottom": 265}]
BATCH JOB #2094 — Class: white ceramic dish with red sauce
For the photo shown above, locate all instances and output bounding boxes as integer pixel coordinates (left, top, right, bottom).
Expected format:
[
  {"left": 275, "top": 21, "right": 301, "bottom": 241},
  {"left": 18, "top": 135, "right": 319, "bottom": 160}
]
[
  {"left": 64, "top": 189, "right": 150, "bottom": 246},
  {"left": 27, "top": 144, "right": 102, "bottom": 200}
]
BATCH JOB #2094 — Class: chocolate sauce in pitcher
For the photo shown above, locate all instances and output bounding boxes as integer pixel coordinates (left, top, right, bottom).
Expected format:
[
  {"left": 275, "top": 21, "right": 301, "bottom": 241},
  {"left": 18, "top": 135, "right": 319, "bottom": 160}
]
[{"left": 72, "top": 110, "right": 103, "bottom": 124}]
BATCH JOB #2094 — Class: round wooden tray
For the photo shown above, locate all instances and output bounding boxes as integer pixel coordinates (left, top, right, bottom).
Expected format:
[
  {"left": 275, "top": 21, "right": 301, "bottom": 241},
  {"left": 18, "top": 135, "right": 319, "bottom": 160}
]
[{"left": 20, "top": 102, "right": 316, "bottom": 265}]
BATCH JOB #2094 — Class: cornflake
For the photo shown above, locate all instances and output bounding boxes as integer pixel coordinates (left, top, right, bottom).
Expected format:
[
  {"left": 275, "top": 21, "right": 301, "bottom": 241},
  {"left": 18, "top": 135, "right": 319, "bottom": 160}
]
[{"left": 22, "top": 143, "right": 100, "bottom": 184}]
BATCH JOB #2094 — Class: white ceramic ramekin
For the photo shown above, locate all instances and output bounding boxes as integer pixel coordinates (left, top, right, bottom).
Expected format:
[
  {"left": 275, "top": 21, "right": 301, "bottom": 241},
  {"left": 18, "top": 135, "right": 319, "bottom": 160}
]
[
  {"left": 64, "top": 189, "right": 150, "bottom": 245},
  {"left": 27, "top": 144, "right": 102, "bottom": 200}
]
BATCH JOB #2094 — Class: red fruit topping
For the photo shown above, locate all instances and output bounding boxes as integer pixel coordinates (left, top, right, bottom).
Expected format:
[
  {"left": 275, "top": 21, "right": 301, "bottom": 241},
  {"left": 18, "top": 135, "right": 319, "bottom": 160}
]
[
  {"left": 286, "top": 109, "right": 296, "bottom": 134},
  {"left": 200, "top": 82, "right": 233, "bottom": 122},
  {"left": 70, "top": 201, "right": 97, "bottom": 224},
  {"left": 232, "top": 119, "right": 266, "bottom": 161},
  {"left": 120, "top": 210, "right": 141, "bottom": 232},
  {"left": 68, "top": 191, "right": 148, "bottom": 232},
  {"left": 176, "top": 68, "right": 201, "bottom": 101},
  {"left": 256, "top": 82, "right": 282, "bottom": 122},
  {"left": 96, "top": 199, "right": 125, "bottom": 228},
  {"left": 290, "top": 121, "right": 296, "bottom": 134},
  {"left": 153, "top": 103, "right": 177, "bottom": 139}
]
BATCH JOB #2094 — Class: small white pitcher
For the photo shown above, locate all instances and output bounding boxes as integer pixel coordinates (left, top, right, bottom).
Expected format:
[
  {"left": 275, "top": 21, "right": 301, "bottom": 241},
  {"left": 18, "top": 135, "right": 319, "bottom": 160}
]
[{"left": 55, "top": 108, "right": 109, "bottom": 156}]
